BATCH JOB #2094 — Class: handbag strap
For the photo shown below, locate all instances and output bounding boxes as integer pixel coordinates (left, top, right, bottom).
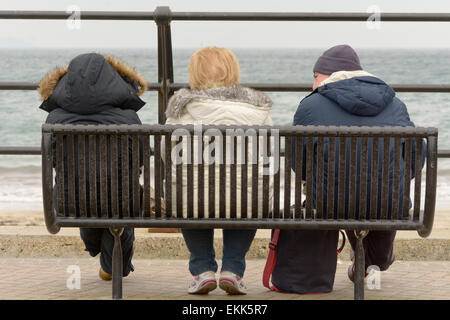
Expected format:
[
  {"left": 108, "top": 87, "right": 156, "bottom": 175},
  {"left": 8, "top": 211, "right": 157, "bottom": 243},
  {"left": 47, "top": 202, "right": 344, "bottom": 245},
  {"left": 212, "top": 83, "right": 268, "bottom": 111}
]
[
  {"left": 337, "top": 230, "right": 346, "bottom": 254},
  {"left": 262, "top": 229, "right": 281, "bottom": 291}
]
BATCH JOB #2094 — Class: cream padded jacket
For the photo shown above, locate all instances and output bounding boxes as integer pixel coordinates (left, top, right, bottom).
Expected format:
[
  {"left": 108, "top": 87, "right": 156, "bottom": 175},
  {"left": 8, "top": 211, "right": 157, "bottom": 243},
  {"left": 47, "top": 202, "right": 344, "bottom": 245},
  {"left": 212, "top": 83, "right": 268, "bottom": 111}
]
[{"left": 163, "top": 89, "right": 274, "bottom": 219}]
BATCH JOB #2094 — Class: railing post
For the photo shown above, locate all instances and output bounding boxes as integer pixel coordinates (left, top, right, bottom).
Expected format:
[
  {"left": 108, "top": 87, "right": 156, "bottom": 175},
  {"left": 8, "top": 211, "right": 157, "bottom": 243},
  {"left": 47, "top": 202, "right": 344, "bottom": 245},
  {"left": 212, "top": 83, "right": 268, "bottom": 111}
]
[
  {"left": 354, "top": 230, "right": 368, "bottom": 300},
  {"left": 154, "top": 6, "right": 174, "bottom": 125}
]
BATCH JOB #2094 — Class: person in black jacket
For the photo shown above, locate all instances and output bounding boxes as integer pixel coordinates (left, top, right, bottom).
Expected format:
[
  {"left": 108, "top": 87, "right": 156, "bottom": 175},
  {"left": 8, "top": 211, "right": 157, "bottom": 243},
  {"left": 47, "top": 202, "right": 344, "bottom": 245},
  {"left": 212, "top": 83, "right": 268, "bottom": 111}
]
[{"left": 38, "top": 53, "right": 147, "bottom": 280}]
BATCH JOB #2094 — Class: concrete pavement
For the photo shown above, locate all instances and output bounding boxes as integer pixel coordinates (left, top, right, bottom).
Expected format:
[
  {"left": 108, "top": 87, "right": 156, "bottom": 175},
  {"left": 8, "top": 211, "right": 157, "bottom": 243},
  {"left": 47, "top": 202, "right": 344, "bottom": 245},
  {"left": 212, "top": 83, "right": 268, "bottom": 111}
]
[{"left": 0, "top": 258, "right": 449, "bottom": 300}]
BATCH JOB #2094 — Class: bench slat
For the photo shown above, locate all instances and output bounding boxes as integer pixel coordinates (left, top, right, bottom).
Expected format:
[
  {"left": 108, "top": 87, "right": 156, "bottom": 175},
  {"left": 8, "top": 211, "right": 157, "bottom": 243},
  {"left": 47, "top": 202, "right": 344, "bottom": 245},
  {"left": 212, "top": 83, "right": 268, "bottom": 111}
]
[
  {"left": 391, "top": 137, "right": 401, "bottom": 220},
  {"left": 380, "top": 137, "right": 390, "bottom": 220},
  {"left": 208, "top": 136, "right": 216, "bottom": 219},
  {"left": 132, "top": 135, "right": 140, "bottom": 218},
  {"left": 121, "top": 135, "right": 130, "bottom": 218},
  {"left": 88, "top": 135, "right": 98, "bottom": 218},
  {"left": 252, "top": 135, "right": 259, "bottom": 219},
  {"left": 306, "top": 136, "right": 314, "bottom": 219},
  {"left": 337, "top": 137, "right": 346, "bottom": 220},
  {"left": 284, "top": 136, "right": 292, "bottom": 219},
  {"left": 370, "top": 137, "right": 379, "bottom": 220},
  {"left": 154, "top": 135, "right": 162, "bottom": 218},
  {"left": 359, "top": 137, "right": 368, "bottom": 220},
  {"left": 56, "top": 134, "right": 65, "bottom": 217},
  {"left": 272, "top": 135, "right": 280, "bottom": 219},
  {"left": 403, "top": 138, "right": 412, "bottom": 220},
  {"left": 77, "top": 135, "right": 87, "bottom": 217},
  {"left": 414, "top": 139, "right": 423, "bottom": 221},
  {"left": 230, "top": 136, "right": 237, "bottom": 219},
  {"left": 110, "top": 135, "right": 119, "bottom": 218},
  {"left": 99, "top": 135, "right": 108, "bottom": 218},
  {"left": 66, "top": 135, "right": 76, "bottom": 217},
  {"left": 164, "top": 133, "right": 172, "bottom": 218},
  {"left": 294, "top": 136, "right": 303, "bottom": 219},
  {"left": 142, "top": 136, "right": 151, "bottom": 218},
  {"left": 327, "top": 137, "right": 336, "bottom": 219},
  {"left": 187, "top": 135, "right": 194, "bottom": 219},
  {"left": 262, "top": 133, "right": 270, "bottom": 219},
  {"left": 176, "top": 136, "right": 183, "bottom": 218},
  {"left": 348, "top": 137, "right": 357, "bottom": 220},
  {"left": 316, "top": 137, "right": 325, "bottom": 219},
  {"left": 241, "top": 136, "right": 248, "bottom": 219},
  {"left": 197, "top": 134, "right": 205, "bottom": 219}
]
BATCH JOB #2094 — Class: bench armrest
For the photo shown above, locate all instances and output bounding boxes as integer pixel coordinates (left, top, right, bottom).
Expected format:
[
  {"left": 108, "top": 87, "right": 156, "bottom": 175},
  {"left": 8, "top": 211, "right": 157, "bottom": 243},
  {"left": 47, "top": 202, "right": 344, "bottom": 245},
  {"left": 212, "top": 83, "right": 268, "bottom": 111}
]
[
  {"left": 41, "top": 132, "right": 60, "bottom": 234},
  {"left": 419, "top": 135, "right": 438, "bottom": 237}
]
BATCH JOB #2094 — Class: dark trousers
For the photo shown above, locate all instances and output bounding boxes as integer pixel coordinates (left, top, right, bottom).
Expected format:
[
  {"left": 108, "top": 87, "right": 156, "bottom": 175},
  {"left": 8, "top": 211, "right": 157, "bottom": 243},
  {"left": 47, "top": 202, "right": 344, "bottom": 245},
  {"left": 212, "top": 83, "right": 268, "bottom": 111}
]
[
  {"left": 345, "top": 230, "right": 396, "bottom": 271},
  {"left": 80, "top": 227, "right": 135, "bottom": 276}
]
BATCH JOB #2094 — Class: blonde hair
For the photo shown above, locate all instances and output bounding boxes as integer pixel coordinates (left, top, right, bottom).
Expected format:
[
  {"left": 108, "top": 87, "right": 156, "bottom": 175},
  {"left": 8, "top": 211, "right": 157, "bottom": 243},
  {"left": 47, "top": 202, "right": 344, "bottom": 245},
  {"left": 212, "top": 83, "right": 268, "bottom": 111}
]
[{"left": 188, "top": 47, "right": 240, "bottom": 90}]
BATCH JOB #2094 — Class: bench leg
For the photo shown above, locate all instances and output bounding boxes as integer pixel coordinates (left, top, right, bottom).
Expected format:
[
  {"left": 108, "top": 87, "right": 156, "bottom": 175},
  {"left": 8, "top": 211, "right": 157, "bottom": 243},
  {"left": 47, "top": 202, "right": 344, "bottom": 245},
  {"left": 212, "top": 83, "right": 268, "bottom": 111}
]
[
  {"left": 109, "top": 227, "right": 124, "bottom": 300},
  {"left": 354, "top": 230, "right": 369, "bottom": 300}
]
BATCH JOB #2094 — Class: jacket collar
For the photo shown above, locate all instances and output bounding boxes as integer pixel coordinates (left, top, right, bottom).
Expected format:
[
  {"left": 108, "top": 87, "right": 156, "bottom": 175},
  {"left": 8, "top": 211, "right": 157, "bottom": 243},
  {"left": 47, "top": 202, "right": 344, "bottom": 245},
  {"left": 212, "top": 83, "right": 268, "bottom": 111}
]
[
  {"left": 166, "top": 85, "right": 273, "bottom": 118},
  {"left": 318, "top": 70, "right": 376, "bottom": 87}
]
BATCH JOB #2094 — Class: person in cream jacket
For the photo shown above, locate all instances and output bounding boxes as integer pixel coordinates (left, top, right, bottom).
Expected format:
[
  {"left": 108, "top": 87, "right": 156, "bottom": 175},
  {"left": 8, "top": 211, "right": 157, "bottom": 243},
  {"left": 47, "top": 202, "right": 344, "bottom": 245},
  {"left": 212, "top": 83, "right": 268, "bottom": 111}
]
[{"left": 164, "top": 47, "right": 274, "bottom": 295}]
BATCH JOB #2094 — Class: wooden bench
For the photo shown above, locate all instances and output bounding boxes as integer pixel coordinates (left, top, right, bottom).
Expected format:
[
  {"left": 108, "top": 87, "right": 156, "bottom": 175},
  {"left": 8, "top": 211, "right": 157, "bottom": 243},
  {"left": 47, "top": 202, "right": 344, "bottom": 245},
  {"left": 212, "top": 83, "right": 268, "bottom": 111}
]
[{"left": 41, "top": 123, "right": 438, "bottom": 300}]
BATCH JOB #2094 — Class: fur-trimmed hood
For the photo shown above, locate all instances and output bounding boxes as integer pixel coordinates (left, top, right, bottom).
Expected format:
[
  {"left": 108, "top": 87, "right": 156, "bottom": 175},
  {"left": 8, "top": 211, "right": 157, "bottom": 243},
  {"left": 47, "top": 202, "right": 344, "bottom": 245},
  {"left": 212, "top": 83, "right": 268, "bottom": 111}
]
[
  {"left": 166, "top": 85, "right": 273, "bottom": 119},
  {"left": 38, "top": 53, "right": 148, "bottom": 114}
]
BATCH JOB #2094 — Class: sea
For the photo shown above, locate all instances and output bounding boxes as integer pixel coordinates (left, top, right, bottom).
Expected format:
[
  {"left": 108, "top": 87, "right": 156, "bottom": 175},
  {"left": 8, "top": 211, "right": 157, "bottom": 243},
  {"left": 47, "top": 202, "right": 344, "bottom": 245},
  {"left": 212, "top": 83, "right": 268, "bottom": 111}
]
[{"left": 0, "top": 48, "right": 449, "bottom": 211}]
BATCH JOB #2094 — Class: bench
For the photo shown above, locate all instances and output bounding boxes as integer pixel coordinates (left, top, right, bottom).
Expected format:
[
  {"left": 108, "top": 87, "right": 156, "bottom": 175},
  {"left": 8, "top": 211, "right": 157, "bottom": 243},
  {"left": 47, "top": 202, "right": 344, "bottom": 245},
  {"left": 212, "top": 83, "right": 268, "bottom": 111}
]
[{"left": 41, "top": 123, "right": 438, "bottom": 300}]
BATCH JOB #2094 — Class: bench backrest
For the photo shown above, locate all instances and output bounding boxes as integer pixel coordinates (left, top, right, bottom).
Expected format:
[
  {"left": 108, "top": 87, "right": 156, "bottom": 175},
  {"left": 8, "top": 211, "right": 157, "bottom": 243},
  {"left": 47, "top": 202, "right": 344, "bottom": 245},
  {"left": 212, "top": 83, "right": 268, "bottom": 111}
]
[{"left": 41, "top": 124, "right": 437, "bottom": 237}]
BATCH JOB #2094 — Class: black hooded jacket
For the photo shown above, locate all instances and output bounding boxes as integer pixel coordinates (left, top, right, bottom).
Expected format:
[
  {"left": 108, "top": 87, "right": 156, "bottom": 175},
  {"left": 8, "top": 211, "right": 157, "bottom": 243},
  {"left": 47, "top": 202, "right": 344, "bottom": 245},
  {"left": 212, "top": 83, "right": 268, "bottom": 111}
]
[
  {"left": 40, "top": 53, "right": 145, "bottom": 125},
  {"left": 39, "top": 53, "right": 147, "bottom": 216}
]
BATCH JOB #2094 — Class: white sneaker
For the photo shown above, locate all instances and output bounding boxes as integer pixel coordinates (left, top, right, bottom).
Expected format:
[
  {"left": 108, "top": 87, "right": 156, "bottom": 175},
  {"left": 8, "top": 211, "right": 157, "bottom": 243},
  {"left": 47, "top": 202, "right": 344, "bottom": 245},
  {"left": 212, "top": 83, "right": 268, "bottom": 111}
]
[
  {"left": 219, "top": 271, "right": 247, "bottom": 295},
  {"left": 188, "top": 271, "right": 217, "bottom": 294}
]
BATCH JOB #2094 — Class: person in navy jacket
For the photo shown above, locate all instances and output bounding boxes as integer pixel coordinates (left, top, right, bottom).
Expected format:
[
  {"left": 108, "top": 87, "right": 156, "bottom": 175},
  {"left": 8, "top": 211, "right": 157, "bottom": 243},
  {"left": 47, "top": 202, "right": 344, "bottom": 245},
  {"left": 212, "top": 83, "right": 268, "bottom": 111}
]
[{"left": 292, "top": 44, "right": 420, "bottom": 283}]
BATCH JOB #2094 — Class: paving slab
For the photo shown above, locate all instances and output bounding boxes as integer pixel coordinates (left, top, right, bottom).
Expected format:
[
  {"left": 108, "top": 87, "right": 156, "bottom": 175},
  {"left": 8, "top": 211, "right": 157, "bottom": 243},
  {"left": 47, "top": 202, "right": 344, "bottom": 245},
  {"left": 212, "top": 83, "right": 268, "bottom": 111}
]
[{"left": 0, "top": 258, "right": 448, "bottom": 300}]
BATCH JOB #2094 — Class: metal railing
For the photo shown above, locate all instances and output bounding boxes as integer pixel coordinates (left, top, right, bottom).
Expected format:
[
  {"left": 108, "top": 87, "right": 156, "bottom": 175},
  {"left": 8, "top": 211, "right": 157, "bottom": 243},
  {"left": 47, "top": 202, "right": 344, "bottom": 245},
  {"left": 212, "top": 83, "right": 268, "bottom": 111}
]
[
  {"left": 1, "top": 10, "right": 449, "bottom": 21},
  {"left": 0, "top": 7, "right": 449, "bottom": 157}
]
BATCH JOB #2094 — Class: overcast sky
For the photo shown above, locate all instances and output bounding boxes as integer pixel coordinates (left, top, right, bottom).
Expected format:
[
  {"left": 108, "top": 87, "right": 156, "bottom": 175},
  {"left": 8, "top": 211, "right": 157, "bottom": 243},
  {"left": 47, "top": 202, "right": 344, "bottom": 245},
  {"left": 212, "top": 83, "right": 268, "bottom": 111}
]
[{"left": 1, "top": 0, "right": 450, "bottom": 48}]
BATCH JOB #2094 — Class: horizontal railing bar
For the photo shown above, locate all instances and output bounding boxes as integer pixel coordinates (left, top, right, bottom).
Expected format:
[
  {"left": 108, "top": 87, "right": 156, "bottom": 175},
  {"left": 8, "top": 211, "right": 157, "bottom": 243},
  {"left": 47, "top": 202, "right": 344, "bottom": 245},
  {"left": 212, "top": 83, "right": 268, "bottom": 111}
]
[
  {"left": 0, "top": 11, "right": 449, "bottom": 22},
  {"left": 0, "top": 11, "right": 155, "bottom": 20},
  {"left": 2, "top": 147, "right": 449, "bottom": 158},
  {"left": 171, "top": 12, "right": 450, "bottom": 22},
  {"left": 438, "top": 150, "right": 450, "bottom": 158},
  {"left": 0, "top": 146, "right": 41, "bottom": 155},
  {"left": 171, "top": 83, "right": 450, "bottom": 93},
  {"left": 0, "top": 82, "right": 38, "bottom": 90},
  {"left": 2, "top": 82, "right": 450, "bottom": 93}
]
